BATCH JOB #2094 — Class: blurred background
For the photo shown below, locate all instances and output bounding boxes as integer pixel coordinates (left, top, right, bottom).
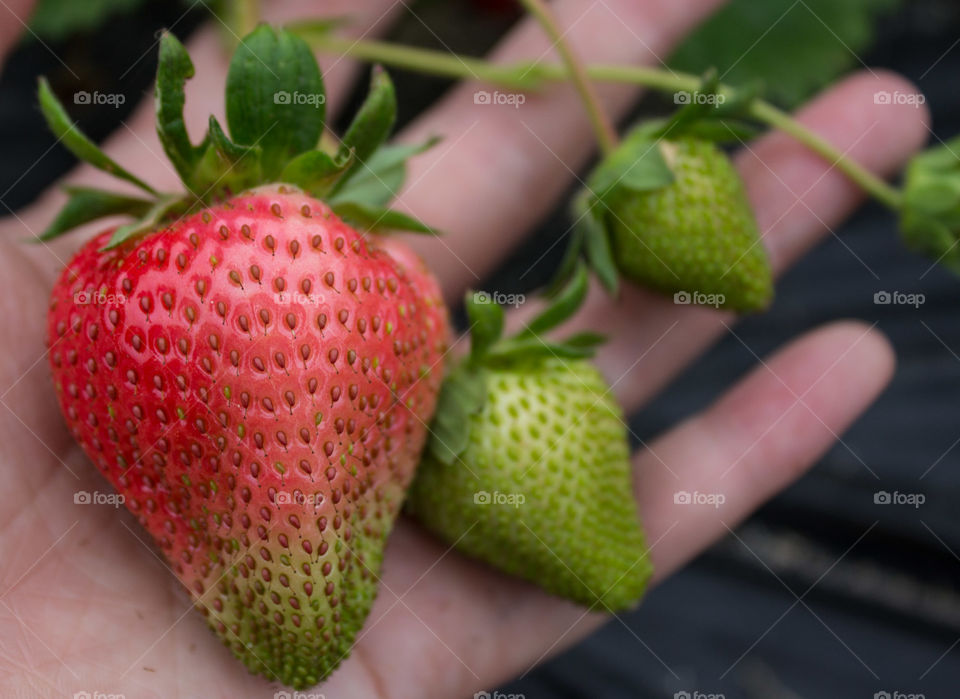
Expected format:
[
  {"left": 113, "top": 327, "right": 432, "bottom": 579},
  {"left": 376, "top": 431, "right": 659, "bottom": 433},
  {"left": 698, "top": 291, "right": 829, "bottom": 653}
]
[{"left": 1, "top": 0, "right": 958, "bottom": 697}]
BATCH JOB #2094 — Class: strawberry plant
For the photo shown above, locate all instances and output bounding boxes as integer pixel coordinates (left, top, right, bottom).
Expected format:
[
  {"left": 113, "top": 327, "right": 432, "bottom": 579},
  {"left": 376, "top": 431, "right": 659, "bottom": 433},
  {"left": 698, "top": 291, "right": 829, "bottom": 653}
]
[
  {"left": 294, "top": 9, "right": 958, "bottom": 312},
  {"left": 30, "top": 2, "right": 959, "bottom": 693}
]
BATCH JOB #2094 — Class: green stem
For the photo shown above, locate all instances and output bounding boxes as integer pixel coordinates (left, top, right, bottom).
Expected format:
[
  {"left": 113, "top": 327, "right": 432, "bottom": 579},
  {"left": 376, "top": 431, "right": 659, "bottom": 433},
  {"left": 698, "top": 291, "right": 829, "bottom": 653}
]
[
  {"left": 298, "top": 29, "right": 903, "bottom": 212},
  {"left": 217, "top": 0, "right": 260, "bottom": 49},
  {"left": 294, "top": 32, "right": 547, "bottom": 88},
  {"left": 747, "top": 100, "right": 903, "bottom": 210},
  {"left": 517, "top": 0, "right": 618, "bottom": 155}
]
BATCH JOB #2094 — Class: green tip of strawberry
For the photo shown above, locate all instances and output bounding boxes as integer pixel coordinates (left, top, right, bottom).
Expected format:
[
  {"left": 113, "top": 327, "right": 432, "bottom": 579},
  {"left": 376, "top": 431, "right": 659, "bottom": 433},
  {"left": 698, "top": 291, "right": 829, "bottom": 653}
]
[
  {"left": 407, "top": 270, "right": 653, "bottom": 610},
  {"left": 36, "top": 24, "right": 438, "bottom": 247},
  {"left": 42, "top": 27, "right": 452, "bottom": 689},
  {"left": 900, "top": 134, "right": 960, "bottom": 273},
  {"left": 553, "top": 73, "right": 773, "bottom": 313}
]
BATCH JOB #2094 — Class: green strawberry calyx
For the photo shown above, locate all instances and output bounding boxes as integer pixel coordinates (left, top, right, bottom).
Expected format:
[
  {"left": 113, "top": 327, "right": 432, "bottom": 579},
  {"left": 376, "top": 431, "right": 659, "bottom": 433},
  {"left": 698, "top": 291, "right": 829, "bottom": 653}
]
[
  {"left": 37, "top": 25, "right": 438, "bottom": 248},
  {"left": 899, "top": 134, "right": 960, "bottom": 273},
  {"left": 552, "top": 71, "right": 762, "bottom": 296},
  {"left": 428, "top": 264, "right": 603, "bottom": 464}
]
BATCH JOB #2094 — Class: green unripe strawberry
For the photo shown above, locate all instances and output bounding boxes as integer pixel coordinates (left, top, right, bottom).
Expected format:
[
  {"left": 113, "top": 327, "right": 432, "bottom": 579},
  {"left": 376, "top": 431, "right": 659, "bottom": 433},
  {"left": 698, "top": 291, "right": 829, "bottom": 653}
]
[
  {"left": 606, "top": 137, "right": 772, "bottom": 312},
  {"left": 407, "top": 269, "right": 653, "bottom": 611},
  {"left": 558, "top": 107, "right": 774, "bottom": 313},
  {"left": 408, "top": 357, "right": 651, "bottom": 609}
]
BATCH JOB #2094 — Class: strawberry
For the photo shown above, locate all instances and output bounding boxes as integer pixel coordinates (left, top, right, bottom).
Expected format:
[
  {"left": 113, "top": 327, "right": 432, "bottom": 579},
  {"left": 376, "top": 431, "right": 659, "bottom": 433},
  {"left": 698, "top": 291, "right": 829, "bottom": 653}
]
[
  {"left": 605, "top": 135, "right": 772, "bottom": 312},
  {"left": 40, "top": 27, "right": 448, "bottom": 688},
  {"left": 407, "top": 268, "right": 653, "bottom": 610},
  {"left": 556, "top": 87, "right": 773, "bottom": 313}
]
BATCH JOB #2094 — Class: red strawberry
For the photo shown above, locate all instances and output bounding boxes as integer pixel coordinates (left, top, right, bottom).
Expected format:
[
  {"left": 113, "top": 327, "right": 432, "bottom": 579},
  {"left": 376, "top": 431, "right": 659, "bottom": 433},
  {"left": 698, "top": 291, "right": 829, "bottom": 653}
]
[
  {"left": 48, "top": 187, "right": 447, "bottom": 686},
  {"left": 38, "top": 27, "right": 448, "bottom": 688}
]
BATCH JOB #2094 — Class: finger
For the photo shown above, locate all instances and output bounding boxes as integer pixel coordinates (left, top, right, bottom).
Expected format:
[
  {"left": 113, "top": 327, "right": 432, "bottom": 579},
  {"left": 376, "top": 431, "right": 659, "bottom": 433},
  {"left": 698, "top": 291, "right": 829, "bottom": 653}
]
[
  {"left": 394, "top": 0, "right": 727, "bottom": 296},
  {"left": 637, "top": 321, "right": 895, "bottom": 579},
  {"left": 8, "top": 0, "right": 402, "bottom": 277},
  {"left": 518, "top": 70, "right": 929, "bottom": 411},
  {"left": 327, "top": 321, "right": 894, "bottom": 699}
]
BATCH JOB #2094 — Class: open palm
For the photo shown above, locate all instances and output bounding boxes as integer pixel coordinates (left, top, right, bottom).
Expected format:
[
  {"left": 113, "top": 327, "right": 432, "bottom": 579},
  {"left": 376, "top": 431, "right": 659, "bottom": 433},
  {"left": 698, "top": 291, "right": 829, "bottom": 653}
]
[{"left": 0, "top": 1, "right": 929, "bottom": 697}]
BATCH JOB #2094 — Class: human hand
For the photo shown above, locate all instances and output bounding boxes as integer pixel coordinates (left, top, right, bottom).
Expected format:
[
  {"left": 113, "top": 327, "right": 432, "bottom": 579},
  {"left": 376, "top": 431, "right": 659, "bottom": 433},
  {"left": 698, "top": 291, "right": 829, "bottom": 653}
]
[{"left": 0, "top": 1, "right": 929, "bottom": 697}]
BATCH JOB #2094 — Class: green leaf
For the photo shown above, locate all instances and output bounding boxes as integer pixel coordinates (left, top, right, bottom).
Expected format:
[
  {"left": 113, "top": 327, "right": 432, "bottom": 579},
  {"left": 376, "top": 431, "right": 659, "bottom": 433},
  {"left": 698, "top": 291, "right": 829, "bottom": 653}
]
[
  {"left": 427, "top": 363, "right": 487, "bottom": 465},
  {"left": 331, "top": 66, "right": 397, "bottom": 194},
  {"left": 663, "top": 69, "right": 723, "bottom": 133},
  {"left": 104, "top": 194, "right": 186, "bottom": 249},
  {"left": 465, "top": 291, "right": 505, "bottom": 362},
  {"left": 331, "top": 137, "right": 439, "bottom": 208},
  {"left": 655, "top": 70, "right": 763, "bottom": 143},
  {"left": 520, "top": 263, "right": 588, "bottom": 338},
  {"left": 281, "top": 150, "right": 353, "bottom": 197},
  {"left": 487, "top": 337, "right": 598, "bottom": 361},
  {"left": 675, "top": 119, "right": 760, "bottom": 144},
  {"left": 546, "top": 219, "right": 586, "bottom": 297},
  {"left": 670, "top": 0, "right": 899, "bottom": 108},
  {"left": 582, "top": 205, "right": 619, "bottom": 294},
  {"left": 587, "top": 130, "right": 674, "bottom": 201},
  {"left": 190, "top": 116, "right": 263, "bottom": 196},
  {"left": 330, "top": 201, "right": 435, "bottom": 234},
  {"left": 566, "top": 190, "right": 619, "bottom": 294},
  {"left": 37, "top": 186, "right": 152, "bottom": 241},
  {"left": 488, "top": 331, "right": 605, "bottom": 362},
  {"left": 38, "top": 77, "right": 156, "bottom": 195},
  {"left": 225, "top": 25, "right": 325, "bottom": 179},
  {"left": 155, "top": 31, "right": 204, "bottom": 186},
  {"left": 561, "top": 331, "right": 606, "bottom": 350}
]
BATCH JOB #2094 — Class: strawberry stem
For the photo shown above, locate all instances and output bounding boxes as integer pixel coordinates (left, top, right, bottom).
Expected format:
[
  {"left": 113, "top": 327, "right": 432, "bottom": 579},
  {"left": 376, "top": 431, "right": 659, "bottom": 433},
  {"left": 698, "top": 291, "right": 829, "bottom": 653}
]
[
  {"left": 218, "top": 0, "right": 261, "bottom": 49},
  {"left": 747, "top": 99, "right": 903, "bottom": 211},
  {"left": 516, "top": 0, "right": 618, "bottom": 155},
  {"left": 295, "top": 28, "right": 904, "bottom": 213}
]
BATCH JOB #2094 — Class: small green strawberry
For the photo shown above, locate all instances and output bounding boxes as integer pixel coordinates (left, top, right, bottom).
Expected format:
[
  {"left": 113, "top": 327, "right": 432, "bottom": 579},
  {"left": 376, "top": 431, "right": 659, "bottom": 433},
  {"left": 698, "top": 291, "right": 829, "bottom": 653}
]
[
  {"left": 407, "top": 268, "right": 653, "bottom": 610},
  {"left": 556, "top": 80, "right": 773, "bottom": 312},
  {"left": 606, "top": 135, "right": 771, "bottom": 311},
  {"left": 40, "top": 26, "right": 448, "bottom": 689}
]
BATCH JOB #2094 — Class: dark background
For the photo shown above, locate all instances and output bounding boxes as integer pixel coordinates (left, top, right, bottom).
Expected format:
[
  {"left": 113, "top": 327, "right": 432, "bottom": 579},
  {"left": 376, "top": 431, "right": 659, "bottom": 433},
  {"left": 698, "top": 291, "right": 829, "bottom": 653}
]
[{"left": 1, "top": 1, "right": 958, "bottom": 697}]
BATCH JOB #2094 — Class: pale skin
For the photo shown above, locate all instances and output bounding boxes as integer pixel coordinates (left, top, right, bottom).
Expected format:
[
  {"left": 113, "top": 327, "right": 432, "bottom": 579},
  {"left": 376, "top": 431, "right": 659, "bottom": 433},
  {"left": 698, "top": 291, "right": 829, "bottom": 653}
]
[{"left": 0, "top": 0, "right": 932, "bottom": 697}]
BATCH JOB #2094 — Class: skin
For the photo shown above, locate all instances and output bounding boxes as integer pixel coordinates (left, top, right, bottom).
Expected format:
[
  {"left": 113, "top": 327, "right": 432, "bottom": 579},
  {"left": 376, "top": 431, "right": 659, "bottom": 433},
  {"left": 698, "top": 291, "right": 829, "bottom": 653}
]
[{"left": 0, "top": 0, "right": 930, "bottom": 697}]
